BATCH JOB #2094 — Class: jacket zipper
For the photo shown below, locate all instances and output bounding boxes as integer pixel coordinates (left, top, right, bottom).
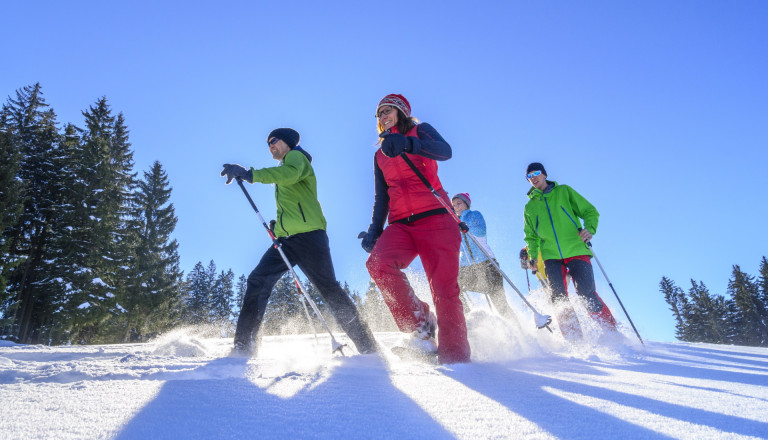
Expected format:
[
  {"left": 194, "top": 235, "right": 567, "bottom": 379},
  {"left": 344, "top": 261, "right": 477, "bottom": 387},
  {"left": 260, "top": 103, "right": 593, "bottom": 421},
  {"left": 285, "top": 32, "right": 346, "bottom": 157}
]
[
  {"left": 543, "top": 196, "right": 564, "bottom": 259},
  {"left": 298, "top": 202, "right": 306, "bottom": 222},
  {"left": 276, "top": 184, "right": 288, "bottom": 235}
]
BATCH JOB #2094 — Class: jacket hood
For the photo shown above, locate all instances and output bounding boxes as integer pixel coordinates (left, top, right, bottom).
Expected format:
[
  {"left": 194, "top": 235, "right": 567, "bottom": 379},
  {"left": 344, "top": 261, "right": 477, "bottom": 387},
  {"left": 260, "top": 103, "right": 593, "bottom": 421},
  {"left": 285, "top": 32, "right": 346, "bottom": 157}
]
[
  {"left": 527, "top": 181, "right": 557, "bottom": 199},
  {"left": 291, "top": 146, "right": 312, "bottom": 163}
]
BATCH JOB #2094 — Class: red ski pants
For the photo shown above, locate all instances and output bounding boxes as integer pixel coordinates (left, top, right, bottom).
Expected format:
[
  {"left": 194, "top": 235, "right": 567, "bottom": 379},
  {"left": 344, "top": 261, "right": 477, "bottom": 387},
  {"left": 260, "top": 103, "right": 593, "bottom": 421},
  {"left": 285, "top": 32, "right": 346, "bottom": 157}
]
[{"left": 366, "top": 214, "right": 470, "bottom": 364}]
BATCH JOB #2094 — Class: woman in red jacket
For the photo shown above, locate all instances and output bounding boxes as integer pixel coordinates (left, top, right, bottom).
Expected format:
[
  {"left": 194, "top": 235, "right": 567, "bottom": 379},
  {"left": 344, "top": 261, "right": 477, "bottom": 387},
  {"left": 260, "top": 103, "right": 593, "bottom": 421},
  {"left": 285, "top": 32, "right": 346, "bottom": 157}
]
[{"left": 360, "top": 93, "right": 470, "bottom": 364}]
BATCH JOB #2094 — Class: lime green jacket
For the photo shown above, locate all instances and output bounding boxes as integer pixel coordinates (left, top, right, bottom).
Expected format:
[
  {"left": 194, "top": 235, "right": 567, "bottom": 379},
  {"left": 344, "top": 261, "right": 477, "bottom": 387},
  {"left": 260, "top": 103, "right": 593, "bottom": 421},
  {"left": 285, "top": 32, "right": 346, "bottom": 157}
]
[
  {"left": 248, "top": 148, "right": 327, "bottom": 238},
  {"left": 523, "top": 181, "right": 597, "bottom": 261}
]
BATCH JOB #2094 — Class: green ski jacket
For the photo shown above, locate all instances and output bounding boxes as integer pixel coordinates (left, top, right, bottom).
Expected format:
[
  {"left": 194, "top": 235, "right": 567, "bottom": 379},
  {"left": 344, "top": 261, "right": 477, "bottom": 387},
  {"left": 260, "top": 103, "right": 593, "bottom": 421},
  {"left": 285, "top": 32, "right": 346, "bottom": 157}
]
[
  {"left": 523, "top": 181, "right": 597, "bottom": 261},
  {"left": 249, "top": 148, "right": 327, "bottom": 238}
]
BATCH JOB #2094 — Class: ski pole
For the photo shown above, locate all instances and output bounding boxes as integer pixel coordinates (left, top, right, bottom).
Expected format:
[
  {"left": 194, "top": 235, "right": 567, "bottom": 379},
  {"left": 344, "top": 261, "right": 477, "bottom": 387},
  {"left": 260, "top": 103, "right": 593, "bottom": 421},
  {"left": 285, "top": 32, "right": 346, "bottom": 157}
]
[
  {"left": 461, "top": 290, "right": 476, "bottom": 309},
  {"left": 235, "top": 179, "right": 348, "bottom": 355},
  {"left": 535, "top": 271, "right": 550, "bottom": 292},
  {"left": 562, "top": 208, "right": 643, "bottom": 345},
  {"left": 525, "top": 268, "right": 531, "bottom": 291},
  {"left": 395, "top": 150, "right": 553, "bottom": 331},
  {"left": 586, "top": 243, "right": 644, "bottom": 345}
]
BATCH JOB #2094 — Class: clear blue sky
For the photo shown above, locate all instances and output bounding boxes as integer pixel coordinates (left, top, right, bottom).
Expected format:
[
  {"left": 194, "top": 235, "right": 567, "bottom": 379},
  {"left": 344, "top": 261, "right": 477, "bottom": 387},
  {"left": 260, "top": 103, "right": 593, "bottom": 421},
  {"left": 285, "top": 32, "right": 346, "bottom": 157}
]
[{"left": 3, "top": 1, "right": 767, "bottom": 343}]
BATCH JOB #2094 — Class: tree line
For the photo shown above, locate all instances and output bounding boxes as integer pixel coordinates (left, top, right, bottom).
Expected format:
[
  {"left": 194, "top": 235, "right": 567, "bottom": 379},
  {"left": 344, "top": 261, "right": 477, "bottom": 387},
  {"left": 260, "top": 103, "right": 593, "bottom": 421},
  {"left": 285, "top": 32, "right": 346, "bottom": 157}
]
[
  {"left": 661, "top": 257, "right": 768, "bottom": 346},
  {"left": 0, "top": 84, "right": 389, "bottom": 345}
]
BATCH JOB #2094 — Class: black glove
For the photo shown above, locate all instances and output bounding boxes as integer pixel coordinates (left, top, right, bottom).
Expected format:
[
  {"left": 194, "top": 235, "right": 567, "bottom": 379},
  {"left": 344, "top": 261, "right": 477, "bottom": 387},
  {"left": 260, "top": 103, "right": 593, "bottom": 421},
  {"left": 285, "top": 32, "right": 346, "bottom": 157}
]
[
  {"left": 269, "top": 220, "right": 276, "bottom": 232},
  {"left": 358, "top": 226, "right": 383, "bottom": 253},
  {"left": 220, "top": 164, "right": 252, "bottom": 184},
  {"left": 380, "top": 133, "right": 412, "bottom": 158}
]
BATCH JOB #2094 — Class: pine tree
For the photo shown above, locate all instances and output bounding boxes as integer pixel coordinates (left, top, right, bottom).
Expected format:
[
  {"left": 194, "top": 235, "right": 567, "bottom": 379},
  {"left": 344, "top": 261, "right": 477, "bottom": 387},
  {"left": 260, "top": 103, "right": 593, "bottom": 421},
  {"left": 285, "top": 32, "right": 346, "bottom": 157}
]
[
  {"left": 232, "top": 274, "right": 247, "bottom": 319},
  {"left": 660, "top": 276, "right": 689, "bottom": 341},
  {"left": 1, "top": 84, "right": 67, "bottom": 343},
  {"left": 210, "top": 269, "right": 235, "bottom": 325},
  {"left": 363, "top": 279, "right": 397, "bottom": 332},
  {"left": 183, "top": 261, "right": 211, "bottom": 325},
  {"left": 55, "top": 98, "right": 135, "bottom": 343},
  {"left": 758, "top": 257, "right": 768, "bottom": 337},
  {"left": 686, "top": 280, "right": 728, "bottom": 344},
  {"left": 0, "top": 113, "right": 23, "bottom": 312},
  {"left": 40, "top": 123, "right": 85, "bottom": 344},
  {"left": 262, "top": 273, "right": 305, "bottom": 335},
  {"left": 728, "top": 265, "right": 768, "bottom": 346},
  {"left": 117, "top": 161, "right": 182, "bottom": 341}
]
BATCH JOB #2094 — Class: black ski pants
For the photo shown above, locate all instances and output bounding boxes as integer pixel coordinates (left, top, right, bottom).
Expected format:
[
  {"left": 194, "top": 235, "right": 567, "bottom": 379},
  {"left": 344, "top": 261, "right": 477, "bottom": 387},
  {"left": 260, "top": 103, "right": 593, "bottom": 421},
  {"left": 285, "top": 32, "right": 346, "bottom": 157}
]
[
  {"left": 234, "top": 229, "right": 377, "bottom": 354},
  {"left": 458, "top": 260, "right": 516, "bottom": 320},
  {"left": 543, "top": 255, "right": 605, "bottom": 313}
]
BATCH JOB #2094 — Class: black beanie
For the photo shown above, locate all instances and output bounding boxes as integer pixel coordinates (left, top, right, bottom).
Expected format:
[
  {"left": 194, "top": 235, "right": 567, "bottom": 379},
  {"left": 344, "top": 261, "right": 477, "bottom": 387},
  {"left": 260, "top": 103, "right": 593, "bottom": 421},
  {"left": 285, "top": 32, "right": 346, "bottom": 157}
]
[
  {"left": 267, "top": 128, "right": 300, "bottom": 149},
  {"left": 526, "top": 162, "right": 547, "bottom": 176}
]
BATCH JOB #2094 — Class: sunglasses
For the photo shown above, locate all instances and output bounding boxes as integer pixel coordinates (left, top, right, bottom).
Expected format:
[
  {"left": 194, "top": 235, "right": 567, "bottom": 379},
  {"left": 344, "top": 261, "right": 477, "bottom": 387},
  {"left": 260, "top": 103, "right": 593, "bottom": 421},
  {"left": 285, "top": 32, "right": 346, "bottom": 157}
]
[
  {"left": 267, "top": 138, "right": 280, "bottom": 146},
  {"left": 526, "top": 170, "right": 543, "bottom": 179}
]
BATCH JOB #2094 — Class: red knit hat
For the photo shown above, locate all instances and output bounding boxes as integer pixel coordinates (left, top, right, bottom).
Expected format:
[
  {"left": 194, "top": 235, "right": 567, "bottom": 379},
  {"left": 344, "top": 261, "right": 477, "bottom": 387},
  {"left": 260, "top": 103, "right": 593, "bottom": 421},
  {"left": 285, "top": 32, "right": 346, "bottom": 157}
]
[
  {"left": 376, "top": 94, "right": 411, "bottom": 118},
  {"left": 452, "top": 193, "right": 471, "bottom": 208}
]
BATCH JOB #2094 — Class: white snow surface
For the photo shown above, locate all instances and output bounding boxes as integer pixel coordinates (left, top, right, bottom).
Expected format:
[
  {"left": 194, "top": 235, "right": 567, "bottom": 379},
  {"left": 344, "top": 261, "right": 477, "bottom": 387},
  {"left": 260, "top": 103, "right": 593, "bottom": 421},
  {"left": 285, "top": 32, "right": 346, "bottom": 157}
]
[{"left": 1, "top": 312, "right": 767, "bottom": 440}]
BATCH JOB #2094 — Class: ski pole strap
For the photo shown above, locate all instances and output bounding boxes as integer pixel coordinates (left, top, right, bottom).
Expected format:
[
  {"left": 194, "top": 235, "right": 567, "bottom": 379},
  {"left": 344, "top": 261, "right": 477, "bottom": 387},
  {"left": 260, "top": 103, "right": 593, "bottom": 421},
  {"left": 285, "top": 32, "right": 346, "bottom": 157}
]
[
  {"left": 400, "top": 153, "right": 437, "bottom": 192},
  {"left": 399, "top": 153, "right": 465, "bottom": 231},
  {"left": 391, "top": 208, "right": 448, "bottom": 225}
]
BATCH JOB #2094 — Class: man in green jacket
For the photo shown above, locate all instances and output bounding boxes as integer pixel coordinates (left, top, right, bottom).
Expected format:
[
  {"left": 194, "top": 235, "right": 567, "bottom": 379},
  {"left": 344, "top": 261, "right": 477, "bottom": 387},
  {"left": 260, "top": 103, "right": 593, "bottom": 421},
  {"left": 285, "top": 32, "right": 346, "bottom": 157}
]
[
  {"left": 221, "top": 128, "right": 377, "bottom": 356},
  {"left": 523, "top": 162, "right": 617, "bottom": 342}
]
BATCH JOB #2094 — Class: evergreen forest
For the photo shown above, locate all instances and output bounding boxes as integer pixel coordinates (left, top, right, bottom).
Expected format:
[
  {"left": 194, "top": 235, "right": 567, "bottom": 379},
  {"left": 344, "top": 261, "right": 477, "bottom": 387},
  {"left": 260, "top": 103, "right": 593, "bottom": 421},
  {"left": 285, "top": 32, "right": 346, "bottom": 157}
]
[{"left": 661, "top": 257, "right": 768, "bottom": 346}]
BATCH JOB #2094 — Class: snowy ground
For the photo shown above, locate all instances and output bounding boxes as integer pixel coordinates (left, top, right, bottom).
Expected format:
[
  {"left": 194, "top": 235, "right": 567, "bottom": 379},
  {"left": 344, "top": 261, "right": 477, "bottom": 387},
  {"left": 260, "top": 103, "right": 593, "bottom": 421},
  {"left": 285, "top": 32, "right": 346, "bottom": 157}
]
[{"left": 2, "top": 307, "right": 767, "bottom": 440}]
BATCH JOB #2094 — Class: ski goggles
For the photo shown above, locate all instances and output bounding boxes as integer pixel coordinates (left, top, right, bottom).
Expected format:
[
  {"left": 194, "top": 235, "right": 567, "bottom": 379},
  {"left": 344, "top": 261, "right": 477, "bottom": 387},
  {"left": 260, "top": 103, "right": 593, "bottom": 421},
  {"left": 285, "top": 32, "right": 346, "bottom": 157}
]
[
  {"left": 526, "top": 170, "right": 543, "bottom": 179},
  {"left": 267, "top": 138, "right": 280, "bottom": 146}
]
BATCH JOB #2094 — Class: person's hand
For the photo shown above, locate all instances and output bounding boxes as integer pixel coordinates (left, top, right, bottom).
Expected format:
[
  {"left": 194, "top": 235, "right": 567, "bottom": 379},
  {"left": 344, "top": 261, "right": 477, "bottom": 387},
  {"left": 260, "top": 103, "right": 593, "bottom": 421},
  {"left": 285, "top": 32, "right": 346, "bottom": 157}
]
[
  {"left": 519, "top": 248, "right": 529, "bottom": 270},
  {"left": 579, "top": 229, "right": 593, "bottom": 243},
  {"left": 380, "top": 133, "right": 412, "bottom": 158},
  {"left": 358, "top": 227, "right": 383, "bottom": 253},
  {"left": 528, "top": 259, "right": 538, "bottom": 274},
  {"left": 220, "top": 164, "right": 252, "bottom": 184}
]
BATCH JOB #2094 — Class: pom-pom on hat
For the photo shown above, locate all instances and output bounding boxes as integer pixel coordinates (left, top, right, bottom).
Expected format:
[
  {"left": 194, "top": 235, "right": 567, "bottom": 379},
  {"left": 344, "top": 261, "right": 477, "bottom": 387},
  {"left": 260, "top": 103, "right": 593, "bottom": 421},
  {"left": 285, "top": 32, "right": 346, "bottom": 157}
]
[
  {"left": 267, "top": 128, "right": 300, "bottom": 149},
  {"left": 376, "top": 94, "right": 411, "bottom": 118},
  {"left": 452, "top": 193, "right": 471, "bottom": 208},
  {"left": 526, "top": 162, "right": 547, "bottom": 177}
]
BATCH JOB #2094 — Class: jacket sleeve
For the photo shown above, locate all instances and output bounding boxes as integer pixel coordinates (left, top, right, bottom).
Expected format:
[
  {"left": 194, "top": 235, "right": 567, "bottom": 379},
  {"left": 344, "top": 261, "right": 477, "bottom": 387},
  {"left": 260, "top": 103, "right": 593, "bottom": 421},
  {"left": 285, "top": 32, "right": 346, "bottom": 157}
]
[
  {"left": 251, "top": 150, "right": 308, "bottom": 185},
  {"left": 410, "top": 123, "right": 452, "bottom": 161},
  {"left": 464, "top": 211, "right": 487, "bottom": 238},
  {"left": 523, "top": 206, "right": 540, "bottom": 262},
  {"left": 369, "top": 156, "right": 389, "bottom": 231},
  {"left": 567, "top": 185, "right": 599, "bottom": 235}
]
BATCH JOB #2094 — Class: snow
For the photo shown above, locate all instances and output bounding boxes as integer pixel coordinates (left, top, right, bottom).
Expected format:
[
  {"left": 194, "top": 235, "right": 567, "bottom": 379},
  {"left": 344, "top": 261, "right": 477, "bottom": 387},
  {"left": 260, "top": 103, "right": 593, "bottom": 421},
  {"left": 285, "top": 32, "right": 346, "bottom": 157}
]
[
  {"left": 92, "top": 278, "right": 109, "bottom": 287},
  {"left": 76, "top": 302, "right": 90, "bottom": 309},
  {"left": 1, "top": 316, "right": 767, "bottom": 440}
]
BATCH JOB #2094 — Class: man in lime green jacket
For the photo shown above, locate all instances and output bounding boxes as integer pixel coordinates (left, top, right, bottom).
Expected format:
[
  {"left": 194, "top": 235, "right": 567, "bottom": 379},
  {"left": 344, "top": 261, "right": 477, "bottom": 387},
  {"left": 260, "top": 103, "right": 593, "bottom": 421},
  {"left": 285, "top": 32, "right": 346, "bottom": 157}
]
[
  {"left": 523, "top": 162, "right": 617, "bottom": 341},
  {"left": 221, "top": 128, "right": 377, "bottom": 356}
]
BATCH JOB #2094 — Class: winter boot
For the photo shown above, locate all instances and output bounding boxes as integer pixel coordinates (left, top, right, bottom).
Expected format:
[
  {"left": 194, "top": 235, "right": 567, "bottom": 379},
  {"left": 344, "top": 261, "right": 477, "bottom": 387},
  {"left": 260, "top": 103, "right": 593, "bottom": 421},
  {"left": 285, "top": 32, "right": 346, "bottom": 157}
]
[
  {"left": 413, "top": 310, "right": 437, "bottom": 340},
  {"left": 589, "top": 303, "right": 618, "bottom": 331},
  {"left": 230, "top": 338, "right": 255, "bottom": 358},
  {"left": 405, "top": 311, "right": 438, "bottom": 353}
]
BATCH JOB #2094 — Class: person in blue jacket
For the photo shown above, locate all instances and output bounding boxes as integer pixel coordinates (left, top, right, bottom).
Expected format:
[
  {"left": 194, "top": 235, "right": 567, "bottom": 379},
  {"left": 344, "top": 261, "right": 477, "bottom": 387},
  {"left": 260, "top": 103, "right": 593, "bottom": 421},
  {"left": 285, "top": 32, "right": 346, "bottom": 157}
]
[{"left": 452, "top": 193, "right": 518, "bottom": 321}]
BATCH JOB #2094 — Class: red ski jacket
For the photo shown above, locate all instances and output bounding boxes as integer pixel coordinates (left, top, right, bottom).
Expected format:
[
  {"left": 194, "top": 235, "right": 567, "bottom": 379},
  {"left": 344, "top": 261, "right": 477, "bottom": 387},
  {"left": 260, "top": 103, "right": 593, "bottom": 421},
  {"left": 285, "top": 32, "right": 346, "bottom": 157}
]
[{"left": 369, "top": 123, "right": 452, "bottom": 226}]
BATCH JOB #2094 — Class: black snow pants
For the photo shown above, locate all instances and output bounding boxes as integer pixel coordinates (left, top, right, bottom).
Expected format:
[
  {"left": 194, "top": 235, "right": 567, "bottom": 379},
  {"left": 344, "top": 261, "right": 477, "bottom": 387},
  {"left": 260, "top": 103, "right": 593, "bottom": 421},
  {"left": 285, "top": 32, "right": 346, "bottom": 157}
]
[{"left": 234, "top": 229, "right": 377, "bottom": 354}]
